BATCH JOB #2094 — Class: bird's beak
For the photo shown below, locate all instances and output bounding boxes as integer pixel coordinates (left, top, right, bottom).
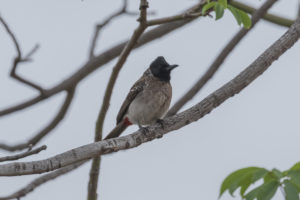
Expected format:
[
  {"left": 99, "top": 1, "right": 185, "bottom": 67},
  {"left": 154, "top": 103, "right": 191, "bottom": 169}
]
[{"left": 168, "top": 64, "right": 178, "bottom": 71}]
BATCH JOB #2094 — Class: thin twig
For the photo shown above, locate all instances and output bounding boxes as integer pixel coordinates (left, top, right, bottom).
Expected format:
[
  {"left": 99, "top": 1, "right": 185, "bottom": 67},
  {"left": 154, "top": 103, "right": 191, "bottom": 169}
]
[
  {"left": 166, "top": 0, "right": 279, "bottom": 117},
  {"left": 23, "top": 44, "right": 40, "bottom": 62},
  {"left": 89, "top": 0, "right": 129, "bottom": 59},
  {"left": 1, "top": 14, "right": 300, "bottom": 176},
  {"left": 87, "top": 1, "right": 149, "bottom": 200},
  {"left": 0, "top": 88, "right": 75, "bottom": 152},
  {"left": 0, "top": 14, "right": 45, "bottom": 94},
  {"left": 0, "top": 145, "right": 47, "bottom": 162},
  {"left": 0, "top": 161, "right": 84, "bottom": 200},
  {"left": 147, "top": 11, "right": 203, "bottom": 26},
  {"left": 0, "top": 14, "right": 21, "bottom": 57}
]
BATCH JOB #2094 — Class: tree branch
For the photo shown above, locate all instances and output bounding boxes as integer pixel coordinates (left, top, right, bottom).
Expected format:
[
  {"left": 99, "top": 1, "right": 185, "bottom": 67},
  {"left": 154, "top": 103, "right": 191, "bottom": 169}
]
[
  {"left": 147, "top": 11, "right": 204, "bottom": 26},
  {"left": 0, "top": 161, "right": 84, "bottom": 200},
  {"left": 0, "top": 2, "right": 204, "bottom": 117},
  {"left": 89, "top": 0, "right": 131, "bottom": 59},
  {"left": 0, "top": 88, "right": 75, "bottom": 152},
  {"left": 1, "top": 14, "right": 299, "bottom": 176},
  {"left": 87, "top": 1, "right": 148, "bottom": 199},
  {"left": 0, "top": 0, "right": 294, "bottom": 118},
  {"left": 0, "top": 14, "right": 45, "bottom": 94},
  {"left": 0, "top": 145, "right": 47, "bottom": 162},
  {"left": 167, "top": 0, "right": 278, "bottom": 117},
  {"left": 230, "top": 0, "right": 294, "bottom": 27}
]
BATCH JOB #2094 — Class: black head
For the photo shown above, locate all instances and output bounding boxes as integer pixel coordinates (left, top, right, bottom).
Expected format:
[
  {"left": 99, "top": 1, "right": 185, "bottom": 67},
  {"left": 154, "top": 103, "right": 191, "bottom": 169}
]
[{"left": 149, "top": 56, "right": 178, "bottom": 82}]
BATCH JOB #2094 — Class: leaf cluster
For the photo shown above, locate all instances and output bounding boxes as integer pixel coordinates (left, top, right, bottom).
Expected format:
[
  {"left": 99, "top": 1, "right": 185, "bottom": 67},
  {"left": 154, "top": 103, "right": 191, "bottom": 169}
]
[
  {"left": 220, "top": 162, "right": 300, "bottom": 200},
  {"left": 202, "top": 0, "right": 252, "bottom": 28}
]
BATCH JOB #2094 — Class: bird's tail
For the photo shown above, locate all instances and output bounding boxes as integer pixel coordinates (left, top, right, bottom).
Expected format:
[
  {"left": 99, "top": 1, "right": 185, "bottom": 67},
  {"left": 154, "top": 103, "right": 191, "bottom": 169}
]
[{"left": 104, "top": 120, "right": 129, "bottom": 140}]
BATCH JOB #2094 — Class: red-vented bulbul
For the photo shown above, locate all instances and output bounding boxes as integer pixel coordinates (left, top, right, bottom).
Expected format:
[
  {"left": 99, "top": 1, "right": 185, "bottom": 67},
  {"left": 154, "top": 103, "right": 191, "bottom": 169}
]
[{"left": 105, "top": 56, "right": 178, "bottom": 139}]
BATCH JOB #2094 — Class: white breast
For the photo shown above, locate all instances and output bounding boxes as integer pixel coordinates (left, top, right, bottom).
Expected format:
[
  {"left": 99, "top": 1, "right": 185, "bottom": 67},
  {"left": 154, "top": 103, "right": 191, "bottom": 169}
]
[{"left": 127, "top": 88, "right": 171, "bottom": 126}]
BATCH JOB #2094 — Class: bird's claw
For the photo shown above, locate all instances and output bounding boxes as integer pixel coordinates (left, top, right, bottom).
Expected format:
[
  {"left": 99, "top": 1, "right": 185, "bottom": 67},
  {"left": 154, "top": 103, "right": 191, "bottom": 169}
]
[
  {"left": 139, "top": 126, "right": 148, "bottom": 135},
  {"left": 156, "top": 119, "right": 165, "bottom": 129}
]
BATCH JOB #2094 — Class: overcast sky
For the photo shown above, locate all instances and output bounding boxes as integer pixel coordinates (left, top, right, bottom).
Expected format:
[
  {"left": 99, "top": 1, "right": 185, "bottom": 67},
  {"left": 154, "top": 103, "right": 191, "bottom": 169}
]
[{"left": 1, "top": 0, "right": 300, "bottom": 200}]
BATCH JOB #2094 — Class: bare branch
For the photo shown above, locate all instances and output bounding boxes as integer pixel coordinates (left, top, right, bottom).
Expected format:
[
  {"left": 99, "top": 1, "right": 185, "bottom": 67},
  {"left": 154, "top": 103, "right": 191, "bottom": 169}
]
[
  {"left": 1, "top": 14, "right": 299, "bottom": 176},
  {"left": 0, "top": 161, "right": 84, "bottom": 200},
  {"left": 89, "top": 0, "right": 130, "bottom": 59},
  {"left": 167, "top": 0, "right": 278, "bottom": 117},
  {"left": 147, "top": 11, "right": 203, "bottom": 26},
  {"left": 0, "top": 145, "right": 47, "bottom": 162},
  {"left": 23, "top": 44, "right": 40, "bottom": 62},
  {"left": 0, "top": 14, "right": 21, "bottom": 57},
  {"left": 0, "top": 0, "right": 294, "bottom": 117},
  {"left": 0, "top": 2, "right": 204, "bottom": 117},
  {"left": 0, "top": 14, "right": 45, "bottom": 94},
  {"left": 87, "top": 1, "right": 148, "bottom": 199},
  {"left": 0, "top": 88, "right": 75, "bottom": 152}
]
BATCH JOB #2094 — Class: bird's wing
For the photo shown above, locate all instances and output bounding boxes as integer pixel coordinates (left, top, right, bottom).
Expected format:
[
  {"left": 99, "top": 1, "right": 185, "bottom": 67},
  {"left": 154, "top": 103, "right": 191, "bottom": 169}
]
[{"left": 116, "top": 78, "right": 145, "bottom": 124}]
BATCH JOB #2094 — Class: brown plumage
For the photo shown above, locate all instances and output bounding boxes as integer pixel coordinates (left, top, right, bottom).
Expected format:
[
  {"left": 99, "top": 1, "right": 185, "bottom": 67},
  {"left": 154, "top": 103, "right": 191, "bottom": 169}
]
[{"left": 105, "top": 56, "right": 178, "bottom": 140}]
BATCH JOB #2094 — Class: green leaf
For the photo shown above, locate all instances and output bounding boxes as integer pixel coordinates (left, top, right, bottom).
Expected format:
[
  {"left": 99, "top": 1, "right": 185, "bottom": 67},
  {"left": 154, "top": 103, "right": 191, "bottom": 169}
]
[
  {"left": 240, "top": 169, "right": 269, "bottom": 196},
  {"left": 290, "top": 162, "right": 300, "bottom": 171},
  {"left": 288, "top": 170, "right": 300, "bottom": 189},
  {"left": 202, "top": 2, "right": 216, "bottom": 14},
  {"left": 220, "top": 167, "right": 266, "bottom": 197},
  {"left": 271, "top": 168, "right": 284, "bottom": 179},
  {"left": 257, "top": 180, "right": 279, "bottom": 200},
  {"left": 228, "top": 5, "right": 242, "bottom": 25},
  {"left": 239, "top": 10, "right": 252, "bottom": 29},
  {"left": 218, "top": 0, "right": 227, "bottom": 8},
  {"left": 229, "top": 172, "right": 252, "bottom": 195},
  {"left": 264, "top": 172, "right": 277, "bottom": 183},
  {"left": 215, "top": 4, "right": 225, "bottom": 20},
  {"left": 284, "top": 180, "right": 299, "bottom": 200},
  {"left": 245, "top": 180, "right": 279, "bottom": 200},
  {"left": 245, "top": 186, "right": 262, "bottom": 200},
  {"left": 253, "top": 169, "right": 270, "bottom": 182}
]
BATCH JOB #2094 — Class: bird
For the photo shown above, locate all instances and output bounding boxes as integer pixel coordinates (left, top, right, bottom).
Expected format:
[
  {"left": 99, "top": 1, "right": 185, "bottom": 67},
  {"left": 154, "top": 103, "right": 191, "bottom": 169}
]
[{"left": 104, "top": 56, "right": 178, "bottom": 140}]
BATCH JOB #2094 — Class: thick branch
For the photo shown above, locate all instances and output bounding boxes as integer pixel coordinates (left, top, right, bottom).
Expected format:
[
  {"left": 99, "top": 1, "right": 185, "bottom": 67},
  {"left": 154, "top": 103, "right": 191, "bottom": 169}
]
[
  {"left": 230, "top": 0, "right": 294, "bottom": 27},
  {"left": 0, "top": 162, "right": 84, "bottom": 200},
  {"left": 167, "top": 0, "right": 278, "bottom": 117},
  {"left": 1, "top": 14, "right": 299, "bottom": 176},
  {"left": 87, "top": 1, "right": 148, "bottom": 199},
  {"left": 0, "top": 88, "right": 75, "bottom": 152},
  {"left": 0, "top": 145, "right": 46, "bottom": 162}
]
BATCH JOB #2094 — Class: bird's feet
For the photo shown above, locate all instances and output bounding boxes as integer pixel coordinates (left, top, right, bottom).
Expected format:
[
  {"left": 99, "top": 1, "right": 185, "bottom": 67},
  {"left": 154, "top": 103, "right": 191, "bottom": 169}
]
[
  {"left": 139, "top": 127, "right": 148, "bottom": 135},
  {"left": 156, "top": 119, "right": 165, "bottom": 129},
  {"left": 137, "top": 123, "right": 148, "bottom": 135}
]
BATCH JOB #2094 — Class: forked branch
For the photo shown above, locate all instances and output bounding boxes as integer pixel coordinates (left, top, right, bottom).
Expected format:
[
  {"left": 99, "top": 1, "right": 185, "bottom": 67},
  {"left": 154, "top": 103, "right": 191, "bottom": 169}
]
[
  {"left": 0, "top": 15, "right": 45, "bottom": 94},
  {"left": 167, "top": 0, "right": 279, "bottom": 116},
  {"left": 0, "top": 88, "right": 75, "bottom": 152},
  {"left": 0, "top": 145, "right": 47, "bottom": 162},
  {"left": 1, "top": 14, "right": 299, "bottom": 176}
]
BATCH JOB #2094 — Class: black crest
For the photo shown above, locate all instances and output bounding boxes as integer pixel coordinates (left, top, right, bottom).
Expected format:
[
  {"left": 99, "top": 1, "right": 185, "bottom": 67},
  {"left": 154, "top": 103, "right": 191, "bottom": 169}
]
[{"left": 150, "top": 56, "right": 178, "bottom": 81}]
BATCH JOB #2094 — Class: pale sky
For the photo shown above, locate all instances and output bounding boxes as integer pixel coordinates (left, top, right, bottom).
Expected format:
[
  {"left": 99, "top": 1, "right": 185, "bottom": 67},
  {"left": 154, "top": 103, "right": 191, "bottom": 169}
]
[{"left": 0, "top": 0, "right": 300, "bottom": 200}]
